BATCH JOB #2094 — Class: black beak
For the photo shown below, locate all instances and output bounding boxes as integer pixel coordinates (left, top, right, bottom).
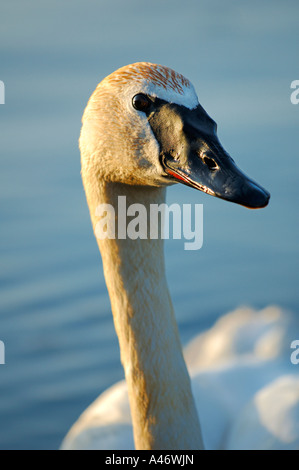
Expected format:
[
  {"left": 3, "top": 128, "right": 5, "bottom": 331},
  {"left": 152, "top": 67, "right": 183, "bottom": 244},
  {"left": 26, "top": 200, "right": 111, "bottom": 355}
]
[{"left": 148, "top": 99, "right": 270, "bottom": 209}]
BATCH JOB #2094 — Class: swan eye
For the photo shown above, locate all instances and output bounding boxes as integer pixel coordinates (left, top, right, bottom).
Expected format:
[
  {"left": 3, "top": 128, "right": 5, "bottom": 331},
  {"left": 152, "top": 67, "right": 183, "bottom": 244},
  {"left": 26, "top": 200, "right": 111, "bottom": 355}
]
[{"left": 132, "top": 94, "right": 151, "bottom": 112}]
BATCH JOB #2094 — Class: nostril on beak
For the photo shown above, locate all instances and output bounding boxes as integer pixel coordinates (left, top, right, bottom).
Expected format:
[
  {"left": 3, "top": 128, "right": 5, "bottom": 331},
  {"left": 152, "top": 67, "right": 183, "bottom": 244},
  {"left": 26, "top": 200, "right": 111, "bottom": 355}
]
[{"left": 202, "top": 156, "right": 218, "bottom": 171}]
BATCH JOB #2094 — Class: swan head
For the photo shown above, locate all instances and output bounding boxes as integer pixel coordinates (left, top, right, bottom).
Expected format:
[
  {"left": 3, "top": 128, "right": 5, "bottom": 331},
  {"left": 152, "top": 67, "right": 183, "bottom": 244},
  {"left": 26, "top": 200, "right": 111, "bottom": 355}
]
[{"left": 80, "top": 62, "right": 270, "bottom": 208}]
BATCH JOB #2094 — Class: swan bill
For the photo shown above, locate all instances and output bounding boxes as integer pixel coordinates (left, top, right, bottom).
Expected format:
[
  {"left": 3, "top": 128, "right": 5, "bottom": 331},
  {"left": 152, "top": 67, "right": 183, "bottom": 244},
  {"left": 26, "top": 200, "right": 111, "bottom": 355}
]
[{"left": 146, "top": 98, "right": 270, "bottom": 209}]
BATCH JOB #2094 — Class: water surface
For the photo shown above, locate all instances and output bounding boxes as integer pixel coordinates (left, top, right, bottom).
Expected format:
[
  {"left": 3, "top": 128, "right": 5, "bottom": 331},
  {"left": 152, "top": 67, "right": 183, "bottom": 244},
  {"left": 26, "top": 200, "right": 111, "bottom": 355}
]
[{"left": 0, "top": 0, "right": 298, "bottom": 449}]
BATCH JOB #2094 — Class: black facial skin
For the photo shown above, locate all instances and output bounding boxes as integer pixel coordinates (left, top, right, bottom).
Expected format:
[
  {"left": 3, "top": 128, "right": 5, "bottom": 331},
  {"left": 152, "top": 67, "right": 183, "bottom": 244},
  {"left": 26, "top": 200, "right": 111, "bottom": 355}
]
[{"left": 133, "top": 94, "right": 270, "bottom": 209}]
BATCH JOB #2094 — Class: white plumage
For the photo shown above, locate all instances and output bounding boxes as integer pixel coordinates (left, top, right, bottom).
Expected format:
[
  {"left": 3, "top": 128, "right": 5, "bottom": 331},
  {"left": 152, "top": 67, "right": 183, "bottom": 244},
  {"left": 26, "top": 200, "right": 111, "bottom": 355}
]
[
  {"left": 61, "top": 63, "right": 299, "bottom": 450},
  {"left": 62, "top": 306, "right": 299, "bottom": 450}
]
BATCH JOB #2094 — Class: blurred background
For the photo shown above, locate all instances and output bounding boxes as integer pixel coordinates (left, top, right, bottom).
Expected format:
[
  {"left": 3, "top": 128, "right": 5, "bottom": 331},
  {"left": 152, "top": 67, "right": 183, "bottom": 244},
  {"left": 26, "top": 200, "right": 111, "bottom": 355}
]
[{"left": 0, "top": 0, "right": 298, "bottom": 450}]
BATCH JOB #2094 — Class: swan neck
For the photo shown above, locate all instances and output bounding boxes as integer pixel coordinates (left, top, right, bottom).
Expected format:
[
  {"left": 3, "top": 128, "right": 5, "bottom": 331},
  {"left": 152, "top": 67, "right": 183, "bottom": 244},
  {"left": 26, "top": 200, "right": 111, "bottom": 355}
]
[{"left": 85, "top": 180, "right": 204, "bottom": 450}]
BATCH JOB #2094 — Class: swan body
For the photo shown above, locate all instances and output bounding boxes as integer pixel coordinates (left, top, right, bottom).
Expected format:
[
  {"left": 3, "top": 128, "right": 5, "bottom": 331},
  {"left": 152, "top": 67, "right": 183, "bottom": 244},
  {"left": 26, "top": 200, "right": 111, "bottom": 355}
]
[
  {"left": 61, "top": 62, "right": 298, "bottom": 450},
  {"left": 62, "top": 306, "right": 299, "bottom": 450}
]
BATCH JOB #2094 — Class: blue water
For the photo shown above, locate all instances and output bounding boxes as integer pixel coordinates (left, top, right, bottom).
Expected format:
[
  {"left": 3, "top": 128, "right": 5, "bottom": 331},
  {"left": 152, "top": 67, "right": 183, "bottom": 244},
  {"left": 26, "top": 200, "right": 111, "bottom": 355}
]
[{"left": 0, "top": 0, "right": 298, "bottom": 449}]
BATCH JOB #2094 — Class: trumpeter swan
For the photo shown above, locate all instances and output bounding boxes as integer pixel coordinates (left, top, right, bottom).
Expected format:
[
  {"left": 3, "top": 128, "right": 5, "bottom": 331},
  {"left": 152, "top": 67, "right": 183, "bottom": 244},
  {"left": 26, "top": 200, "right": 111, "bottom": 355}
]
[{"left": 61, "top": 63, "right": 299, "bottom": 450}]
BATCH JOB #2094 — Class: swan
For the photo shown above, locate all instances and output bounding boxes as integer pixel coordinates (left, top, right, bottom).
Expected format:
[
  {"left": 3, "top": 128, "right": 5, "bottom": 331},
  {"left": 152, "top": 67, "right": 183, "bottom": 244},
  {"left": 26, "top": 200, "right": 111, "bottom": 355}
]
[{"left": 61, "top": 62, "right": 299, "bottom": 450}]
